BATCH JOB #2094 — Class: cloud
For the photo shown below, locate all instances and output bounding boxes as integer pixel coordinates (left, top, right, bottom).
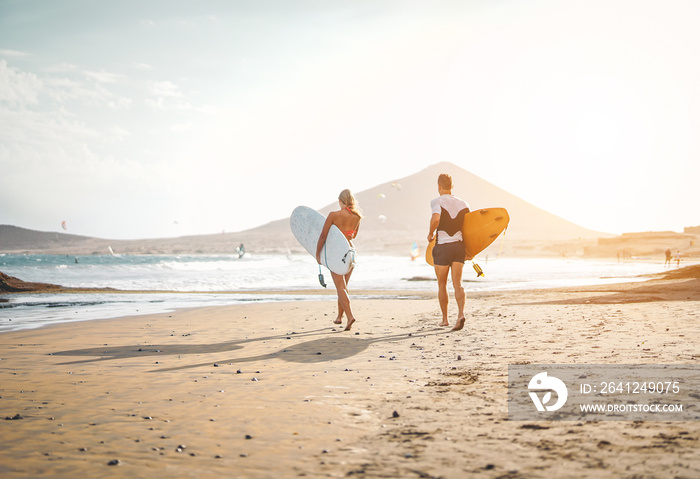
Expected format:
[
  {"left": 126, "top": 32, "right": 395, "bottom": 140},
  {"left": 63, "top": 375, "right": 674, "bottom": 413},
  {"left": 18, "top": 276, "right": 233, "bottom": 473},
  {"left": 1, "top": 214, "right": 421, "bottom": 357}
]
[
  {"left": 145, "top": 96, "right": 192, "bottom": 111},
  {"left": 133, "top": 62, "right": 154, "bottom": 70},
  {"left": 110, "top": 125, "right": 131, "bottom": 140},
  {"left": 108, "top": 97, "right": 133, "bottom": 109},
  {"left": 145, "top": 80, "right": 195, "bottom": 111},
  {"left": 0, "top": 49, "right": 30, "bottom": 58},
  {"left": 0, "top": 60, "right": 136, "bottom": 185},
  {"left": 45, "top": 62, "right": 79, "bottom": 73},
  {"left": 150, "top": 80, "right": 182, "bottom": 97},
  {"left": 83, "top": 70, "right": 125, "bottom": 84},
  {"left": 42, "top": 75, "right": 122, "bottom": 108},
  {"left": 170, "top": 122, "right": 193, "bottom": 132},
  {"left": 0, "top": 60, "right": 42, "bottom": 106},
  {"left": 1, "top": 60, "right": 131, "bottom": 111}
]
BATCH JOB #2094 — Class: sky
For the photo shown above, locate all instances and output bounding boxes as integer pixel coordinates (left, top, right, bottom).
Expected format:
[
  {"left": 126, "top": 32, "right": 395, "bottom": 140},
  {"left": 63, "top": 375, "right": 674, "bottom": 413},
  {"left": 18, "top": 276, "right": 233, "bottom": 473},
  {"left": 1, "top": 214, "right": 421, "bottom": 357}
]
[{"left": 1, "top": 0, "right": 699, "bottom": 240}]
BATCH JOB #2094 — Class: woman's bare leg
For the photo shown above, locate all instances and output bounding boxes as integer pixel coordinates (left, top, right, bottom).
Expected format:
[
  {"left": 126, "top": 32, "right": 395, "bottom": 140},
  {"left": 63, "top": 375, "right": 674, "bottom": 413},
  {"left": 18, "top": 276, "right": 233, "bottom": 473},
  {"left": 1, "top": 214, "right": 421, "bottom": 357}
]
[
  {"left": 332, "top": 270, "right": 355, "bottom": 330},
  {"left": 334, "top": 299, "right": 344, "bottom": 324}
]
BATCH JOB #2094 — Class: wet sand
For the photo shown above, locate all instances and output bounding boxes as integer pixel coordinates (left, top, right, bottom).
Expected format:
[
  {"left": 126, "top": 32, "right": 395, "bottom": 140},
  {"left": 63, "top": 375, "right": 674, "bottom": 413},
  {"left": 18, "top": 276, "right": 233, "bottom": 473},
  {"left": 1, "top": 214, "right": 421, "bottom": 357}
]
[{"left": 1, "top": 269, "right": 699, "bottom": 478}]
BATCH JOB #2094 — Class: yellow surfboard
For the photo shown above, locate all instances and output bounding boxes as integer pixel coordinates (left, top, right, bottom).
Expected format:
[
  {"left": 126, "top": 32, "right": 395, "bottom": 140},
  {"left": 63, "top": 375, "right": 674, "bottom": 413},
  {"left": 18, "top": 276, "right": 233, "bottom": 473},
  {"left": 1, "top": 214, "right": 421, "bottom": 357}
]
[{"left": 426, "top": 207, "right": 509, "bottom": 266}]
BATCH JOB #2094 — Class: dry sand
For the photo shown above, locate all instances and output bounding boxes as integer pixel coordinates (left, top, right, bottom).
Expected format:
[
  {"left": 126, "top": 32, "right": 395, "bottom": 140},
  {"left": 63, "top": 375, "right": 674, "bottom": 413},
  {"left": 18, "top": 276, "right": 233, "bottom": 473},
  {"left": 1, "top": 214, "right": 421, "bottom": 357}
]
[{"left": 1, "top": 270, "right": 699, "bottom": 478}]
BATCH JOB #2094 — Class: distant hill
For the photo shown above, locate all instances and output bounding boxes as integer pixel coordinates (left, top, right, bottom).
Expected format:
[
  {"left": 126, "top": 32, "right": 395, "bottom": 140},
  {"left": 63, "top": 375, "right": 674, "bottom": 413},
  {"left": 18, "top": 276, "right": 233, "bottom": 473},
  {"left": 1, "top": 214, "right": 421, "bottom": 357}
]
[
  {"left": 258, "top": 162, "right": 609, "bottom": 254},
  {"left": 337, "top": 161, "right": 605, "bottom": 239},
  {"left": 0, "top": 224, "right": 259, "bottom": 256},
  {"left": 1, "top": 162, "right": 610, "bottom": 256}
]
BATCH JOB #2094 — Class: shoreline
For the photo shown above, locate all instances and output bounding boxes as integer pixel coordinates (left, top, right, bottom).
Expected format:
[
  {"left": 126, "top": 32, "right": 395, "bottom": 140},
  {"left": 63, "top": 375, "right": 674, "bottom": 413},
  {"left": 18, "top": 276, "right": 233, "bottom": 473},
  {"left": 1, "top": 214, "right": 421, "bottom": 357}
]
[
  {"left": 3, "top": 260, "right": 695, "bottom": 298},
  {"left": 1, "top": 267, "right": 699, "bottom": 477},
  {"left": 2, "top": 264, "right": 698, "bottom": 335}
]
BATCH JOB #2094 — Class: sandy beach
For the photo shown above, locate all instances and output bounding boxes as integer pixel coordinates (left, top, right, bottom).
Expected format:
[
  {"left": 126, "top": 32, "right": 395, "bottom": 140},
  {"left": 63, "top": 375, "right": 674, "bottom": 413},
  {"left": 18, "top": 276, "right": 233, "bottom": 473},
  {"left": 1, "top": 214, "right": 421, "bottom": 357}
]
[
  {"left": 5, "top": 2, "right": 700, "bottom": 478},
  {"left": 1, "top": 267, "right": 699, "bottom": 478}
]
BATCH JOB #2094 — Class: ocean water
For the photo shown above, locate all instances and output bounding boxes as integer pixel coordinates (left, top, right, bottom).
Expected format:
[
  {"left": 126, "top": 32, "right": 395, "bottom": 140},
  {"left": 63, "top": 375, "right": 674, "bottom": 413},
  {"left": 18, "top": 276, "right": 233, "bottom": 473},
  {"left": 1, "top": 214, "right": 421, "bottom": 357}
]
[{"left": 0, "top": 253, "right": 671, "bottom": 332}]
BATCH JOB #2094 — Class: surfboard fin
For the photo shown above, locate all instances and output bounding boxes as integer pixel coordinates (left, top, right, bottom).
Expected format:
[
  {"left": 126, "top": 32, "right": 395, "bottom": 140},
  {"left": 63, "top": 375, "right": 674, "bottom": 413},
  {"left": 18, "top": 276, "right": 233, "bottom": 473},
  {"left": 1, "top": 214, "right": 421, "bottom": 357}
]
[
  {"left": 472, "top": 262, "right": 484, "bottom": 278},
  {"left": 341, "top": 248, "right": 357, "bottom": 268},
  {"left": 318, "top": 265, "right": 327, "bottom": 288}
]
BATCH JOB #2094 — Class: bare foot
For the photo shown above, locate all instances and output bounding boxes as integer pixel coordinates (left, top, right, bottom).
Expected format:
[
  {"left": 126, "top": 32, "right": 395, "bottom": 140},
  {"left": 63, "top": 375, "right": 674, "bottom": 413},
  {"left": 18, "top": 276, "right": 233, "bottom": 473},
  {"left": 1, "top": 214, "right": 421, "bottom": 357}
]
[
  {"left": 451, "top": 317, "right": 466, "bottom": 331},
  {"left": 333, "top": 318, "right": 342, "bottom": 324},
  {"left": 439, "top": 321, "right": 449, "bottom": 327},
  {"left": 344, "top": 318, "right": 356, "bottom": 331}
]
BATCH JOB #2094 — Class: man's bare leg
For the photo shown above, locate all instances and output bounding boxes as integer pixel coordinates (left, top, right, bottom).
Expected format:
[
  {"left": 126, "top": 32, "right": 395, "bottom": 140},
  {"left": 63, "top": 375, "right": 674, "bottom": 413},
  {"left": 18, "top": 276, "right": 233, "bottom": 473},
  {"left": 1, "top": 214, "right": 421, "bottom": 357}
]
[
  {"left": 450, "top": 262, "right": 466, "bottom": 331},
  {"left": 434, "top": 264, "right": 450, "bottom": 326}
]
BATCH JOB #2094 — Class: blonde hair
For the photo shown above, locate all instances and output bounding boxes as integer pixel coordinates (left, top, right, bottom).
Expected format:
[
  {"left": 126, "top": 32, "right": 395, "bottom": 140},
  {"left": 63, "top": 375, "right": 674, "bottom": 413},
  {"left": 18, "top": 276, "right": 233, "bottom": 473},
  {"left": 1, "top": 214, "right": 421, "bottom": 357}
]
[{"left": 339, "top": 189, "right": 363, "bottom": 218}]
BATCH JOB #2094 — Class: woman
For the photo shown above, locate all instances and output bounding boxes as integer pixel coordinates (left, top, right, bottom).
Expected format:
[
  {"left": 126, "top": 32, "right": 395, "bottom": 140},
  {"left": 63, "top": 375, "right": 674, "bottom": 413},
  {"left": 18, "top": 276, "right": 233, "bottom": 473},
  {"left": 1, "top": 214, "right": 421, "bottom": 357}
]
[{"left": 316, "top": 189, "right": 362, "bottom": 331}]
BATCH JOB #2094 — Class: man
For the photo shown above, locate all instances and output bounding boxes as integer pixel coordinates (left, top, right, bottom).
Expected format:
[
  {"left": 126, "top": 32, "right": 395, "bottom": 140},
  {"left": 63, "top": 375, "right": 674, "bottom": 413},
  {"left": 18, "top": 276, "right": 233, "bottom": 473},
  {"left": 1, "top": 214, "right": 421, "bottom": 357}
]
[{"left": 427, "top": 173, "right": 470, "bottom": 331}]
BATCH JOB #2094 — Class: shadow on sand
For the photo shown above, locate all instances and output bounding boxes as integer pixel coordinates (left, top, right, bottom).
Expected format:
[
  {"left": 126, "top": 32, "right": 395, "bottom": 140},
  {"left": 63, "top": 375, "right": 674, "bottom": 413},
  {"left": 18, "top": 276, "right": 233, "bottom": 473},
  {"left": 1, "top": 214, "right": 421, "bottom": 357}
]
[{"left": 50, "top": 327, "right": 448, "bottom": 372}]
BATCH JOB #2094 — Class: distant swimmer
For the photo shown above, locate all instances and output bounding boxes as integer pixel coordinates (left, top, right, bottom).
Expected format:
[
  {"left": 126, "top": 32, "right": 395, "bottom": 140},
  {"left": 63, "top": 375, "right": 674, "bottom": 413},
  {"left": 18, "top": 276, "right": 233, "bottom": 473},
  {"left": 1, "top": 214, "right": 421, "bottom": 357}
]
[
  {"left": 316, "top": 189, "right": 362, "bottom": 331},
  {"left": 410, "top": 241, "right": 419, "bottom": 261}
]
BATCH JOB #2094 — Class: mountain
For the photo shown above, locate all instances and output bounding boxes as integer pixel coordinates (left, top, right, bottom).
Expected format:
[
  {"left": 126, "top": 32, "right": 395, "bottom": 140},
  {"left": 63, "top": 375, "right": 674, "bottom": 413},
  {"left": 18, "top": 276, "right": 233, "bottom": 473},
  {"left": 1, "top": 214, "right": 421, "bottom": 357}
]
[
  {"left": 341, "top": 161, "right": 605, "bottom": 240},
  {"left": 0, "top": 162, "right": 609, "bottom": 256},
  {"left": 260, "top": 162, "right": 608, "bottom": 254}
]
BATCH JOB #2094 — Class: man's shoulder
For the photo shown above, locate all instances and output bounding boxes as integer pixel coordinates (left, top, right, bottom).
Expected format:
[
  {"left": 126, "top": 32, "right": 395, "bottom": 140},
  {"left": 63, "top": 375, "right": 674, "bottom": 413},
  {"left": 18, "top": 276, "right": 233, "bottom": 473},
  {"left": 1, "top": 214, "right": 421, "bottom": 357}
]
[
  {"left": 430, "top": 197, "right": 443, "bottom": 213},
  {"left": 441, "top": 194, "right": 468, "bottom": 206}
]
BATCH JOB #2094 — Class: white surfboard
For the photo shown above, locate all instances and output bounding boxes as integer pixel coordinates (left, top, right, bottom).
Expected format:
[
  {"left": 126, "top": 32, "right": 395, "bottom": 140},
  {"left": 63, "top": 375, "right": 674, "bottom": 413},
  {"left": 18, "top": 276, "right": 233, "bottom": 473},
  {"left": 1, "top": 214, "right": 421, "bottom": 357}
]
[{"left": 290, "top": 206, "right": 355, "bottom": 275}]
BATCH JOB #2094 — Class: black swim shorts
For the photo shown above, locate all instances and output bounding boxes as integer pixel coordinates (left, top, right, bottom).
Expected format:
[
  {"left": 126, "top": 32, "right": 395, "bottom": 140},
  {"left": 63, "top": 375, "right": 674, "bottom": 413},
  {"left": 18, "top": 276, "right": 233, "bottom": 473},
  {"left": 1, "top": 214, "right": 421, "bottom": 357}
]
[{"left": 432, "top": 241, "right": 466, "bottom": 266}]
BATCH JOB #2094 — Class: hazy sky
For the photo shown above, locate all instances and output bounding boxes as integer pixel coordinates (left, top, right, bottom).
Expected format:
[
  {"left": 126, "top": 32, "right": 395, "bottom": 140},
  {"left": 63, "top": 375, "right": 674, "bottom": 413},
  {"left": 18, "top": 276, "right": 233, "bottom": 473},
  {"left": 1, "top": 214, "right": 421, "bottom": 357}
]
[{"left": 2, "top": 0, "right": 699, "bottom": 239}]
